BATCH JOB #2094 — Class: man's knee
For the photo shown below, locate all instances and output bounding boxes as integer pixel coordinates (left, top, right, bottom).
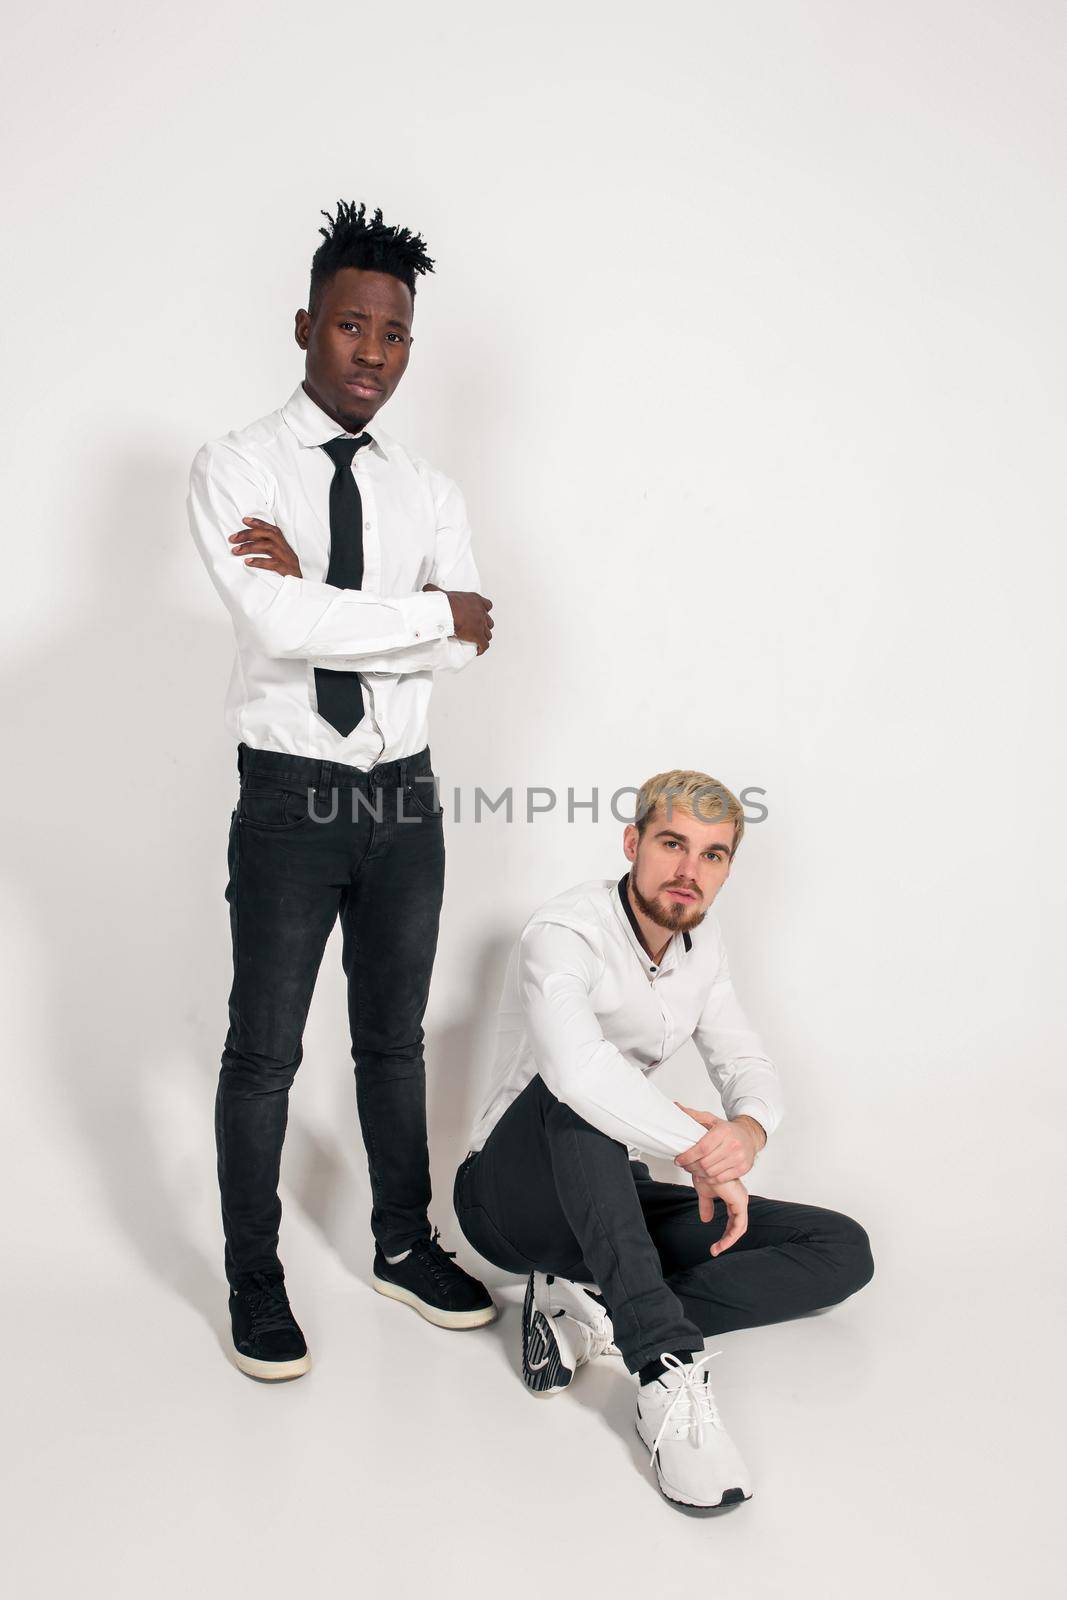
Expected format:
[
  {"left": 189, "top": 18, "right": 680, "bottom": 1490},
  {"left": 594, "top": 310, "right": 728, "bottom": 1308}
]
[
  {"left": 826, "top": 1211, "right": 875, "bottom": 1301},
  {"left": 353, "top": 1042, "right": 426, "bottom": 1084},
  {"left": 220, "top": 1042, "right": 301, "bottom": 1095}
]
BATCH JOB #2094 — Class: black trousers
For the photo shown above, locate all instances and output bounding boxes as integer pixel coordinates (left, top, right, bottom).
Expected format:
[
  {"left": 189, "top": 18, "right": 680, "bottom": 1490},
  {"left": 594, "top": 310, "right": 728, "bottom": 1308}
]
[
  {"left": 454, "top": 1074, "right": 874, "bottom": 1374},
  {"left": 217, "top": 740, "right": 445, "bottom": 1287}
]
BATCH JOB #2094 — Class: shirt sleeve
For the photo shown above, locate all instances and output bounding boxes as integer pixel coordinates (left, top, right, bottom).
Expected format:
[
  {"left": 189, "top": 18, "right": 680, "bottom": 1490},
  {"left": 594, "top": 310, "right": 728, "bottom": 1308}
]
[
  {"left": 187, "top": 440, "right": 455, "bottom": 663},
  {"left": 518, "top": 920, "right": 710, "bottom": 1160},
  {"left": 424, "top": 471, "right": 482, "bottom": 676},
  {"left": 691, "top": 938, "right": 784, "bottom": 1137},
  {"left": 319, "top": 468, "right": 484, "bottom": 676}
]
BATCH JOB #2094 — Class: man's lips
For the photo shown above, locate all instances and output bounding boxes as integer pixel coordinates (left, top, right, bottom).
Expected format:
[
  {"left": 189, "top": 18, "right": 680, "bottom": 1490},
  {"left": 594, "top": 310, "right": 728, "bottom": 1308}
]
[
  {"left": 663, "top": 886, "right": 699, "bottom": 902},
  {"left": 345, "top": 378, "right": 384, "bottom": 395}
]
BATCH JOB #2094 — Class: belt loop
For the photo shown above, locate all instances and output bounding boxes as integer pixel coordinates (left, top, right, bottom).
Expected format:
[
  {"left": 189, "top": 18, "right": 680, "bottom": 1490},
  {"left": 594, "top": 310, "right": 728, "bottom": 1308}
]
[
  {"left": 237, "top": 742, "right": 245, "bottom": 778},
  {"left": 316, "top": 758, "right": 332, "bottom": 809}
]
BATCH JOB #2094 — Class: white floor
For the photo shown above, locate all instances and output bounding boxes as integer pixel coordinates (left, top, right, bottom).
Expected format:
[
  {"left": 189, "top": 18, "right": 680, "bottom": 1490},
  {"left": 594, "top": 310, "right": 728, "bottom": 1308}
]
[{"left": 5, "top": 1186, "right": 1059, "bottom": 1600}]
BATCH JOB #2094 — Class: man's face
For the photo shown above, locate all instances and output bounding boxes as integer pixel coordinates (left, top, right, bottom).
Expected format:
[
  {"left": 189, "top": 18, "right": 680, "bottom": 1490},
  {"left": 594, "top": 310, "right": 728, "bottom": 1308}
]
[
  {"left": 294, "top": 266, "right": 414, "bottom": 431},
  {"left": 623, "top": 804, "right": 735, "bottom": 933}
]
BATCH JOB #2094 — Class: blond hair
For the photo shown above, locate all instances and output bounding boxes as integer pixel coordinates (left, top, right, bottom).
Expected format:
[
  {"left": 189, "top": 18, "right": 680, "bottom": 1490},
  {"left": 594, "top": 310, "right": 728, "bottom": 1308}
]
[{"left": 634, "top": 769, "right": 745, "bottom": 856}]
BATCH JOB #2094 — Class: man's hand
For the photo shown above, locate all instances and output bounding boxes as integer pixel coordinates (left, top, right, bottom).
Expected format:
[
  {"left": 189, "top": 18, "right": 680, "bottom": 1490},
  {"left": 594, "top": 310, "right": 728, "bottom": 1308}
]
[
  {"left": 229, "top": 518, "right": 302, "bottom": 578},
  {"left": 424, "top": 582, "right": 494, "bottom": 655},
  {"left": 673, "top": 1105, "right": 765, "bottom": 1184},
  {"left": 691, "top": 1174, "right": 749, "bottom": 1256}
]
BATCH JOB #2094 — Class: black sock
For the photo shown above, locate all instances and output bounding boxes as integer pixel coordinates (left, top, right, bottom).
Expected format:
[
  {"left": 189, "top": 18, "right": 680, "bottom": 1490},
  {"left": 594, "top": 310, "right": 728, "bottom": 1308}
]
[{"left": 639, "top": 1350, "right": 695, "bottom": 1387}]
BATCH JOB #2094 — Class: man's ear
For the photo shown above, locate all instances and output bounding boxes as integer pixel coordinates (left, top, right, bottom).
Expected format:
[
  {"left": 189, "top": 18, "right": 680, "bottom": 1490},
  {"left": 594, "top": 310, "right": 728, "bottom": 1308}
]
[
  {"left": 622, "top": 823, "right": 638, "bottom": 865},
  {"left": 294, "top": 309, "right": 311, "bottom": 350}
]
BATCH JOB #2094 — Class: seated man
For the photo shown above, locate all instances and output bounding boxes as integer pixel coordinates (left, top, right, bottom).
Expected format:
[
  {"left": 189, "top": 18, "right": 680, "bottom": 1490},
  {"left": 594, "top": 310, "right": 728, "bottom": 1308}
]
[{"left": 453, "top": 768, "right": 873, "bottom": 1510}]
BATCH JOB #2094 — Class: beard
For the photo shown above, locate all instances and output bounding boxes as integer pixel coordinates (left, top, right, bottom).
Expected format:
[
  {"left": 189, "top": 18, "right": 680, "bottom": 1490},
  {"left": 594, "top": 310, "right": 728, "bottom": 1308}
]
[{"left": 629, "top": 869, "right": 708, "bottom": 933}]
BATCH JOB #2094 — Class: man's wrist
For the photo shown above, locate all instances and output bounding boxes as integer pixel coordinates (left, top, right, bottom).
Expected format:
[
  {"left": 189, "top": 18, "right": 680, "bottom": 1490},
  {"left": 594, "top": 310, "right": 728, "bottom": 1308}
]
[{"left": 733, "top": 1114, "right": 767, "bottom": 1153}]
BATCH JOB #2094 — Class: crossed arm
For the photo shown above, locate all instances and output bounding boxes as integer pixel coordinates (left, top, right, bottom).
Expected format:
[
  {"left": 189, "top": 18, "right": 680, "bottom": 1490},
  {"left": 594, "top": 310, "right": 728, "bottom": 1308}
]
[{"left": 187, "top": 440, "right": 493, "bottom": 665}]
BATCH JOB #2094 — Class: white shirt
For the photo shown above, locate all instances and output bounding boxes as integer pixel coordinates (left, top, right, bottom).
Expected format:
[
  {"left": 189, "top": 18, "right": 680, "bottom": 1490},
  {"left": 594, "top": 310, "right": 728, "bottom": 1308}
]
[
  {"left": 468, "top": 875, "right": 784, "bottom": 1160},
  {"left": 187, "top": 382, "right": 482, "bottom": 768}
]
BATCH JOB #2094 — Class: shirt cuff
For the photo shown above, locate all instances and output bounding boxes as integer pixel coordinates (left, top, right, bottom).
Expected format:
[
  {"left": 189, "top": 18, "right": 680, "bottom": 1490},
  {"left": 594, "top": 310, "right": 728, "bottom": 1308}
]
[
  {"left": 401, "top": 589, "right": 454, "bottom": 643},
  {"left": 729, "top": 1099, "right": 780, "bottom": 1139}
]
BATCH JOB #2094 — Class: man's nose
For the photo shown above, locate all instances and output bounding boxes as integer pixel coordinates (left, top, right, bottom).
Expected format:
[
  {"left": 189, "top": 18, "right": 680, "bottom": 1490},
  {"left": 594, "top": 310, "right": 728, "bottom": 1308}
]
[{"left": 354, "top": 343, "right": 386, "bottom": 367}]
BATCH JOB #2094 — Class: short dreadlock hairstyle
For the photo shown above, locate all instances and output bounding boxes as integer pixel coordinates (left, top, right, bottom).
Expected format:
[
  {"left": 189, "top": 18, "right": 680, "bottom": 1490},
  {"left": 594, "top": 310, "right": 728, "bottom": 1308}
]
[{"left": 307, "top": 200, "right": 436, "bottom": 314}]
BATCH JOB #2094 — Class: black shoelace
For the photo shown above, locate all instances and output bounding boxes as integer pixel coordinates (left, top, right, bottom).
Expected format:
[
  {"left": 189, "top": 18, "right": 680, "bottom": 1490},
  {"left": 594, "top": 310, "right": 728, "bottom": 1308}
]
[
  {"left": 410, "top": 1227, "right": 462, "bottom": 1291},
  {"left": 240, "top": 1272, "right": 296, "bottom": 1337}
]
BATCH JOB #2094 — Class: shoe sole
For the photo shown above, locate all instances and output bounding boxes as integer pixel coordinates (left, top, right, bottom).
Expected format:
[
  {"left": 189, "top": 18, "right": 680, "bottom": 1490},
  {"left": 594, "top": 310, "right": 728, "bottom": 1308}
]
[
  {"left": 232, "top": 1345, "right": 312, "bottom": 1382},
  {"left": 521, "top": 1273, "right": 574, "bottom": 1396},
  {"left": 634, "top": 1421, "right": 751, "bottom": 1509},
  {"left": 371, "top": 1274, "right": 498, "bottom": 1329}
]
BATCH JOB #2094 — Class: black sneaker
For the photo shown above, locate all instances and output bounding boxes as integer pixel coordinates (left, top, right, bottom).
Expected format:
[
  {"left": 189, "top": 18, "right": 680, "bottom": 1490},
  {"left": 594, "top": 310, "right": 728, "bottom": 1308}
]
[
  {"left": 229, "top": 1271, "right": 311, "bottom": 1382},
  {"left": 372, "top": 1227, "right": 498, "bottom": 1329}
]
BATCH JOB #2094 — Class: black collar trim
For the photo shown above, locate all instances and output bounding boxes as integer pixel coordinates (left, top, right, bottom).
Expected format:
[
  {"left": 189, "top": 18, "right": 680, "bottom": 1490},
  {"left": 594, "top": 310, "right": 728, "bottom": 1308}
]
[{"left": 616, "top": 872, "right": 692, "bottom": 956}]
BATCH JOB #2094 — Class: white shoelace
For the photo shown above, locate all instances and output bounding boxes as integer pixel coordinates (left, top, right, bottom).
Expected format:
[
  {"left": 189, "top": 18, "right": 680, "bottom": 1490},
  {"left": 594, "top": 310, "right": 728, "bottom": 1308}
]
[
  {"left": 573, "top": 1316, "right": 618, "bottom": 1363},
  {"left": 645, "top": 1350, "right": 724, "bottom": 1463}
]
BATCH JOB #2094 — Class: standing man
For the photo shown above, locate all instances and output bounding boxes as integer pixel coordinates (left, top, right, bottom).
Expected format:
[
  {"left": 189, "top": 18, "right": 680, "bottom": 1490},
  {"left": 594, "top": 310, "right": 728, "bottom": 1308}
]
[
  {"left": 454, "top": 769, "right": 873, "bottom": 1508},
  {"left": 188, "top": 200, "right": 497, "bottom": 1382}
]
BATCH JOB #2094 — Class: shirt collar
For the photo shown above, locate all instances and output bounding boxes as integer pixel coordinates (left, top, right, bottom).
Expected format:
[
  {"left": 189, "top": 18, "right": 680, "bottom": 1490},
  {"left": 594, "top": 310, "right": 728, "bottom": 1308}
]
[
  {"left": 280, "top": 381, "right": 391, "bottom": 460},
  {"left": 615, "top": 872, "right": 692, "bottom": 967}
]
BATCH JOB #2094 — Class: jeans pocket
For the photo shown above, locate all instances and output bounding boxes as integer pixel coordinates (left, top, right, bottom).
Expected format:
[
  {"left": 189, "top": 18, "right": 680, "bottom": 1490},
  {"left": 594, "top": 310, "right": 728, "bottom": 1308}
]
[
  {"left": 238, "top": 780, "right": 311, "bottom": 830},
  {"left": 401, "top": 774, "right": 443, "bottom": 820}
]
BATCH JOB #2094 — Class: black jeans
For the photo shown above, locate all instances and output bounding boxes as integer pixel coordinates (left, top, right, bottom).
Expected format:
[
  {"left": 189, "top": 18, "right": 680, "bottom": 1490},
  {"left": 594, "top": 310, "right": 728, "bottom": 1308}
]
[
  {"left": 454, "top": 1074, "right": 874, "bottom": 1374},
  {"left": 217, "top": 740, "right": 445, "bottom": 1287}
]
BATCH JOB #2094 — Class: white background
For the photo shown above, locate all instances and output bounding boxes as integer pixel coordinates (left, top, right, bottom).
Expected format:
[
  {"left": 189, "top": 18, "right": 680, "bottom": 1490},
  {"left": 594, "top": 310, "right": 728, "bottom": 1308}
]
[{"left": 1, "top": 2, "right": 1063, "bottom": 1595}]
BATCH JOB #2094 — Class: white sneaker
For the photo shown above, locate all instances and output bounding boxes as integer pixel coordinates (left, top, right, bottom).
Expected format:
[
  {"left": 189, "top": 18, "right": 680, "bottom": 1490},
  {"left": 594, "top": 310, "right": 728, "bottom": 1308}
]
[
  {"left": 546, "top": 1275, "right": 622, "bottom": 1357},
  {"left": 520, "top": 1272, "right": 620, "bottom": 1396},
  {"left": 635, "top": 1352, "right": 752, "bottom": 1509}
]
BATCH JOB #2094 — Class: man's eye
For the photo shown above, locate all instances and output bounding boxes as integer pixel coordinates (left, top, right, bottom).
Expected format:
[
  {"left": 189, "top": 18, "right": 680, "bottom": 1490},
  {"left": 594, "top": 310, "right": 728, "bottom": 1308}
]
[
  {"left": 664, "top": 840, "right": 678, "bottom": 849},
  {"left": 387, "top": 333, "right": 405, "bottom": 344},
  {"left": 339, "top": 322, "right": 360, "bottom": 333}
]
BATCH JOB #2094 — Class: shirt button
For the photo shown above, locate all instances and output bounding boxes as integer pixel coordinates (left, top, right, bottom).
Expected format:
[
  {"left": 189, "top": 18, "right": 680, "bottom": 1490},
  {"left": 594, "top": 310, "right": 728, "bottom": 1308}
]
[
  {"left": 414, "top": 631, "right": 421, "bottom": 639},
  {"left": 364, "top": 520, "right": 371, "bottom": 530}
]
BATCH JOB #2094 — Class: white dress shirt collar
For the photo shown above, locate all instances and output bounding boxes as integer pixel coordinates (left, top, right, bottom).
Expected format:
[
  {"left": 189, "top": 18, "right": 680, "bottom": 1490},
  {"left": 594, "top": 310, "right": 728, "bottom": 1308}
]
[{"left": 280, "top": 381, "right": 391, "bottom": 460}]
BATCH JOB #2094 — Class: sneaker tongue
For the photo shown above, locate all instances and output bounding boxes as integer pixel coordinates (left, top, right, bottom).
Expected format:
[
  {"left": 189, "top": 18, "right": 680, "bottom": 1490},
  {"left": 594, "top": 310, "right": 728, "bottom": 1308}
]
[{"left": 659, "top": 1359, "right": 694, "bottom": 1384}]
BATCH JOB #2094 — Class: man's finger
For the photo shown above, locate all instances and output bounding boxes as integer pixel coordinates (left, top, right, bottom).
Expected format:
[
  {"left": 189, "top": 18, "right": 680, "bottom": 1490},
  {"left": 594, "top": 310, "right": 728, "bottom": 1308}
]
[
  {"left": 676, "top": 1125, "right": 728, "bottom": 1163},
  {"left": 710, "top": 1208, "right": 748, "bottom": 1257},
  {"left": 677, "top": 1136, "right": 730, "bottom": 1172},
  {"left": 699, "top": 1162, "right": 743, "bottom": 1184},
  {"left": 698, "top": 1152, "right": 745, "bottom": 1178},
  {"left": 676, "top": 1104, "right": 720, "bottom": 1129},
  {"left": 231, "top": 529, "right": 279, "bottom": 545},
  {"left": 241, "top": 518, "right": 283, "bottom": 532},
  {"left": 696, "top": 1190, "right": 715, "bottom": 1223},
  {"left": 677, "top": 1150, "right": 728, "bottom": 1178},
  {"left": 675, "top": 1139, "right": 707, "bottom": 1168}
]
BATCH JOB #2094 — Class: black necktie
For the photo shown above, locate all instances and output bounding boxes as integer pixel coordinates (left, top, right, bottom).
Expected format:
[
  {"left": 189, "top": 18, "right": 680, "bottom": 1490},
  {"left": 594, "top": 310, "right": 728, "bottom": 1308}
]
[{"left": 315, "top": 433, "right": 373, "bottom": 737}]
